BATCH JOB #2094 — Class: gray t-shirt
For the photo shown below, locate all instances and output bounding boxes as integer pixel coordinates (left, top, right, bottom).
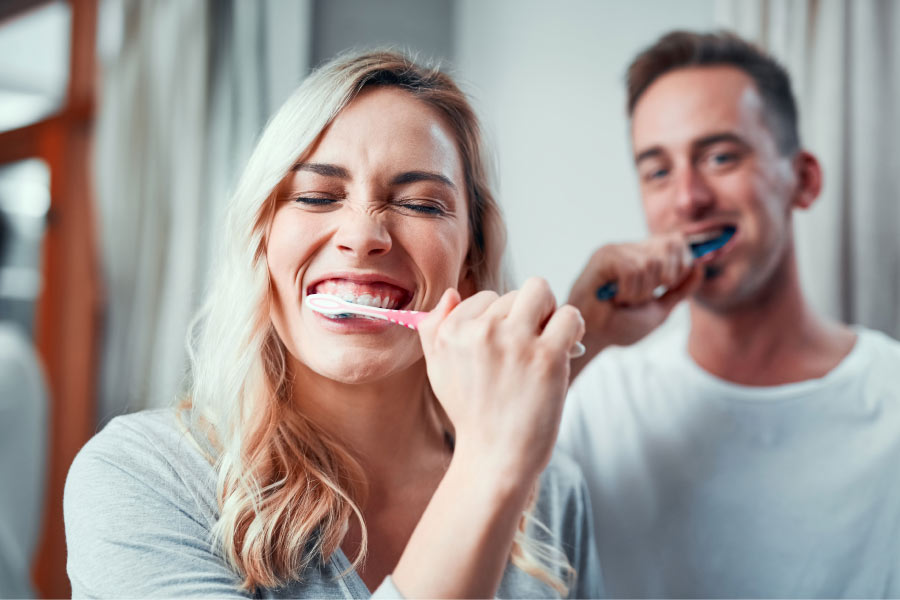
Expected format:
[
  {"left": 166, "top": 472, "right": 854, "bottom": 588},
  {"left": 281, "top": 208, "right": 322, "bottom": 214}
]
[{"left": 65, "top": 409, "right": 602, "bottom": 598}]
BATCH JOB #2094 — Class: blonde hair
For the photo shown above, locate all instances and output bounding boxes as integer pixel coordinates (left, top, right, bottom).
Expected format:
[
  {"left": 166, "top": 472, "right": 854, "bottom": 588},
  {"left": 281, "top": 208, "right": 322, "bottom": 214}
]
[{"left": 185, "top": 49, "right": 573, "bottom": 594}]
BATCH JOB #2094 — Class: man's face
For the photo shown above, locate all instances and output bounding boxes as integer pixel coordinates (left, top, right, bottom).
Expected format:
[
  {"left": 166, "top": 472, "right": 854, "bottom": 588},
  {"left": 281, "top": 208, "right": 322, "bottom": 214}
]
[{"left": 631, "top": 66, "right": 798, "bottom": 311}]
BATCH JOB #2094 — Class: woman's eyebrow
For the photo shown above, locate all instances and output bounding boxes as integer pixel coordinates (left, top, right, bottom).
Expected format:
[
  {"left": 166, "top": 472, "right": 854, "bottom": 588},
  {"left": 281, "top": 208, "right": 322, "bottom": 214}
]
[
  {"left": 391, "top": 171, "right": 457, "bottom": 190},
  {"left": 292, "top": 162, "right": 350, "bottom": 178}
]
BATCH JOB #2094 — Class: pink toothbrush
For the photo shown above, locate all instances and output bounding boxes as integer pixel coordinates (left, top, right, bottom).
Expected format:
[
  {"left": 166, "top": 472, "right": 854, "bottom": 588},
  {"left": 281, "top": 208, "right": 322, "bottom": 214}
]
[
  {"left": 306, "top": 293, "right": 428, "bottom": 329},
  {"left": 305, "top": 293, "right": 585, "bottom": 358}
]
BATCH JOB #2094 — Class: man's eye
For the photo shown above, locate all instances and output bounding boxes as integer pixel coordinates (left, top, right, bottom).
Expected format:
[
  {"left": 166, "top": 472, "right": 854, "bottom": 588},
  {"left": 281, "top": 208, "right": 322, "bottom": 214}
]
[
  {"left": 644, "top": 168, "right": 669, "bottom": 181},
  {"left": 704, "top": 151, "right": 742, "bottom": 170},
  {"left": 711, "top": 152, "right": 737, "bottom": 164}
]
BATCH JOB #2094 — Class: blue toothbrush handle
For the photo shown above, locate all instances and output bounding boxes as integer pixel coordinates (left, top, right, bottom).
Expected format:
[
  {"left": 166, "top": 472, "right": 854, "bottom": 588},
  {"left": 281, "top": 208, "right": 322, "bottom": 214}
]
[{"left": 596, "top": 281, "right": 618, "bottom": 301}]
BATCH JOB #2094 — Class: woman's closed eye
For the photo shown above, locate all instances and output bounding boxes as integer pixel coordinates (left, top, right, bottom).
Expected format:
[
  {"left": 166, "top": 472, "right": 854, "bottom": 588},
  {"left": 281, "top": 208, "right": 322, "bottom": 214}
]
[
  {"left": 290, "top": 194, "right": 341, "bottom": 210},
  {"left": 394, "top": 198, "right": 449, "bottom": 216}
]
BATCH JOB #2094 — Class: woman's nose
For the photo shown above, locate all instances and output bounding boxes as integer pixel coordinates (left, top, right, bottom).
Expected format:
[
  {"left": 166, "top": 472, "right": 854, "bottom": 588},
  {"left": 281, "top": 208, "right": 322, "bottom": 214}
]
[{"left": 333, "top": 209, "right": 392, "bottom": 257}]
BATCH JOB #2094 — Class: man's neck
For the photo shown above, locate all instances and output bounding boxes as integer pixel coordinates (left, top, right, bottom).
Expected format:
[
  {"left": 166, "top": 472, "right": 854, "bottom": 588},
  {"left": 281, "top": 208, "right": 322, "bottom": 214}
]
[{"left": 687, "top": 255, "right": 856, "bottom": 386}]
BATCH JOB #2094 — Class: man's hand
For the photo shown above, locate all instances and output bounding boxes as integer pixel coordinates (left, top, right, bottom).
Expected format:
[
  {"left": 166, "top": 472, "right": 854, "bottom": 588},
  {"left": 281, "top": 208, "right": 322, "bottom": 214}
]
[{"left": 567, "top": 233, "right": 704, "bottom": 380}]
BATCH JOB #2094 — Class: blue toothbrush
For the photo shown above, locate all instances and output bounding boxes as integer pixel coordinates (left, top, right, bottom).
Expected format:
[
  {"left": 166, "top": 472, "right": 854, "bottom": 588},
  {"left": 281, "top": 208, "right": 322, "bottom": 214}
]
[{"left": 596, "top": 227, "right": 735, "bottom": 301}]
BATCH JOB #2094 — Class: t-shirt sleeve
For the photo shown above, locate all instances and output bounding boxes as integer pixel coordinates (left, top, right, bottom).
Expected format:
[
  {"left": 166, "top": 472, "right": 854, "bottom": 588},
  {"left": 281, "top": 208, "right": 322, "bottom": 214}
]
[
  {"left": 64, "top": 422, "right": 248, "bottom": 598},
  {"left": 558, "top": 360, "right": 597, "bottom": 472},
  {"left": 568, "top": 471, "right": 605, "bottom": 599}
]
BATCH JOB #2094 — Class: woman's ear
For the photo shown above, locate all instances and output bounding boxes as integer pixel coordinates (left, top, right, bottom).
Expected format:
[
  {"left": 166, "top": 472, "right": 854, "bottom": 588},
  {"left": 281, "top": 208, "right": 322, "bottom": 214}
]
[
  {"left": 457, "top": 266, "right": 477, "bottom": 299},
  {"left": 792, "top": 150, "right": 823, "bottom": 210}
]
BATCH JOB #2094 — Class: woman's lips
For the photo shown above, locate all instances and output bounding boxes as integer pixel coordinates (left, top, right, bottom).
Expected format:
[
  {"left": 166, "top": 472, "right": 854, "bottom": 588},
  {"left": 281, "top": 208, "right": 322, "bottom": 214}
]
[{"left": 311, "top": 309, "right": 398, "bottom": 333}]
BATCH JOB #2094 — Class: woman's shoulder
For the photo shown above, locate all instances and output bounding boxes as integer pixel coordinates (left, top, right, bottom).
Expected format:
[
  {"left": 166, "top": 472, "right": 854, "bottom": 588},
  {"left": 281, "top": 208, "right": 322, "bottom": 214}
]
[
  {"left": 530, "top": 451, "right": 595, "bottom": 557},
  {"left": 537, "top": 450, "right": 591, "bottom": 509},
  {"left": 65, "top": 408, "right": 219, "bottom": 528},
  {"left": 71, "top": 408, "right": 212, "bottom": 474},
  {"left": 64, "top": 410, "right": 238, "bottom": 597},
  {"left": 497, "top": 452, "right": 603, "bottom": 598}
]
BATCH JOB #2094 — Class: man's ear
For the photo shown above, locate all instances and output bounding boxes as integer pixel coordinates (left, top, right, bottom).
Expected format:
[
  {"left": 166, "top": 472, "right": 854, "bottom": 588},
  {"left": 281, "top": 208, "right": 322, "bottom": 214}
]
[{"left": 792, "top": 150, "right": 823, "bottom": 210}]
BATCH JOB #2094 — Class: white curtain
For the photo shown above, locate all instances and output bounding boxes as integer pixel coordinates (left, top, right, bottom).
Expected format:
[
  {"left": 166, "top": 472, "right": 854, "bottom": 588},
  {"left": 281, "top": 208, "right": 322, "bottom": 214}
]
[
  {"left": 715, "top": 0, "right": 900, "bottom": 338},
  {"left": 94, "top": 0, "right": 311, "bottom": 421}
]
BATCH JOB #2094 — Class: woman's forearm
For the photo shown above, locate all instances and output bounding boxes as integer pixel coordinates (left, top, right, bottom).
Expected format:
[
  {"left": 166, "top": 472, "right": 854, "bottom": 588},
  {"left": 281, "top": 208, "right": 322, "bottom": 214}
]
[{"left": 391, "top": 448, "right": 536, "bottom": 599}]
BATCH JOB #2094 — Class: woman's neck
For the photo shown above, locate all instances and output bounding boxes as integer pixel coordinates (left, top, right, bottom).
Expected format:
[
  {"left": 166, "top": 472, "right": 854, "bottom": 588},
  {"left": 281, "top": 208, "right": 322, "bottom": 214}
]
[{"left": 289, "top": 360, "right": 449, "bottom": 487}]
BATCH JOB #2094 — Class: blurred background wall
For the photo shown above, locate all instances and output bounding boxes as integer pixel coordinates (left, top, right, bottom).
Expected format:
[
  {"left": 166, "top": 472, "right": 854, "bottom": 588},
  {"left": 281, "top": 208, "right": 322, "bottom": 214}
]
[{"left": 0, "top": 0, "right": 897, "bottom": 596}]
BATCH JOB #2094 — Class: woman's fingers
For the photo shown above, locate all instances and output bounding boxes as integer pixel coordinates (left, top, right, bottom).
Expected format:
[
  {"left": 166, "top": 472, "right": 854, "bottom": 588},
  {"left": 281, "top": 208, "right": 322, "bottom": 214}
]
[
  {"left": 446, "top": 289, "right": 501, "bottom": 325},
  {"left": 418, "top": 288, "right": 461, "bottom": 347},
  {"left": 421, "top": 280, "right": 583, "bottom": 365},
  {"left": 541, "top": 304, "right": 586, "bottom": 359},
  {"left": 507, "top": 277, "right": 557, "bottom": 331},
  {"left": 482, "top": 289, "right": 519, "bottom": 321},
  {"left": 420, "top": 289, "right": 500, "bottom": 355}
]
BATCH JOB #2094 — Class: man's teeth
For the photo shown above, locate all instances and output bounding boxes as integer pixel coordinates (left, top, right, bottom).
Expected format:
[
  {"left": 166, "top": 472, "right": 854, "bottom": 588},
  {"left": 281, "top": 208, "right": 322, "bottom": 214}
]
[{"left": 688, "top": 228, "right": 726, "bottom": 244}]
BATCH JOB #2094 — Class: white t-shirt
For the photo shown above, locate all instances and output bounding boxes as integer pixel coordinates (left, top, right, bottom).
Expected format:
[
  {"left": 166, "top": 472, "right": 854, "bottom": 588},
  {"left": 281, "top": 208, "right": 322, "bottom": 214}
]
[{"left": 558, "top": 325, "right": 900, "bottom": 598}]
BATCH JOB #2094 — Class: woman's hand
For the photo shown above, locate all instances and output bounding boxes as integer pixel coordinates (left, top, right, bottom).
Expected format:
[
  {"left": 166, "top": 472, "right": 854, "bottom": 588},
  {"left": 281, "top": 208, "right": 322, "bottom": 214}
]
[
  {"left": 418, "top": 277, "right": 586, "bottom": 484},
  {"left": 390, "top": 278, "right": 584, "bottom": 599}
]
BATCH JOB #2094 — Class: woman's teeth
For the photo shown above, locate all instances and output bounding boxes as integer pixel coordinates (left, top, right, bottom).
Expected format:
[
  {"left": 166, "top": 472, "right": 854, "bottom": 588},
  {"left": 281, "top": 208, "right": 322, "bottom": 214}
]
[
  {"left": 311, "top": 280, "right": 407, "bottom": 310},
  {"left": 342, "top": 294, "right": 399, "bottom": 309}
]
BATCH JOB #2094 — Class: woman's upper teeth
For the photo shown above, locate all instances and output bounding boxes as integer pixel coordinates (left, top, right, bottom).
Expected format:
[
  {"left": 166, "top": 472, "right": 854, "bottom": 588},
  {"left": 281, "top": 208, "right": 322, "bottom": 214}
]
[
  {"left": 346, "top": 294, "right": 398, "bottom": 309},
  {"left": 312, "top": 279, "right": 406, "bottom": 310}
]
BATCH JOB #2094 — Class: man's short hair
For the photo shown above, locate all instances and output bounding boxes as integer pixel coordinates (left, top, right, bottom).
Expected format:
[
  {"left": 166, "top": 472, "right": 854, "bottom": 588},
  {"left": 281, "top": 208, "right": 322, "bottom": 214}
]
[{"left": 626, "top": 30, "right": 800, "bottom": 156}]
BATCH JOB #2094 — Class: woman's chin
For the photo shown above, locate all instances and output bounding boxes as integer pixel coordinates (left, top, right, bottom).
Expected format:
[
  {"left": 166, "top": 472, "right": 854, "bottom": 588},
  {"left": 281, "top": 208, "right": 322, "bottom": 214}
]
[{"left": 301, "top": 349, "right": 424, "bottom": 385}]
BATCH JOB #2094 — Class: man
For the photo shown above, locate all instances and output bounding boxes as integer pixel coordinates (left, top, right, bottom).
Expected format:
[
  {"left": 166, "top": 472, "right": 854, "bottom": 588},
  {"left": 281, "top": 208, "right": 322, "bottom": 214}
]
[{"left": 560, "top": 31, "right": 900, "bottom": 597}]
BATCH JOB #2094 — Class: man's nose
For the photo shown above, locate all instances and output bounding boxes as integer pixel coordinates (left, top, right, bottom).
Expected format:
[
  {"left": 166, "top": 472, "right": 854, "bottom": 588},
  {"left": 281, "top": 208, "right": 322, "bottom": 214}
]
[
  {"left": 333, "top": 208, "right": 392, "bottom": 257},
  {"left": 673, "top": 166, "right": 715, "bottom": 219}
]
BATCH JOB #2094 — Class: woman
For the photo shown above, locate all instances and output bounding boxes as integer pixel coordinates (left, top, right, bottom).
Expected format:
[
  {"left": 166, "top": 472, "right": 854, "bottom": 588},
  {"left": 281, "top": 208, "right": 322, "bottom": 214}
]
[{"left": 65, "top": 50, "right": 601, "bottom": 598}]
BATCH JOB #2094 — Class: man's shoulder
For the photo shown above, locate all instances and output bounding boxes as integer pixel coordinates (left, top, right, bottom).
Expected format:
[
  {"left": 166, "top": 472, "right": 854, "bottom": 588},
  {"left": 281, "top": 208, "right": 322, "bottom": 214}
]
[
  {"left": 857, "top": 326, "right": 900, "bottom": 356},
  {"left": 853, "top": 326, "right": 900, "bottom": 384}
]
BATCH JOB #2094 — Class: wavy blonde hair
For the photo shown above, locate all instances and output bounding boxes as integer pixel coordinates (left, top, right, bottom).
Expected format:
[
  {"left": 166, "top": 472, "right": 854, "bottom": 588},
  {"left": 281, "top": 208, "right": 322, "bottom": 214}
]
[{"left": 185, "top": 49, "right": 574, "bottom": 594}]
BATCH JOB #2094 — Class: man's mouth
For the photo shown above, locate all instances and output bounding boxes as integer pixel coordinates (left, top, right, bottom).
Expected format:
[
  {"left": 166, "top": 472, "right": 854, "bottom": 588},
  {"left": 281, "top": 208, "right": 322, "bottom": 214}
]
[
  {"left": 306, "top": 278, "right": 414, "bottom": 315},
  {"left": 686, "top": 225, "right": 737, "bottom": 258}
]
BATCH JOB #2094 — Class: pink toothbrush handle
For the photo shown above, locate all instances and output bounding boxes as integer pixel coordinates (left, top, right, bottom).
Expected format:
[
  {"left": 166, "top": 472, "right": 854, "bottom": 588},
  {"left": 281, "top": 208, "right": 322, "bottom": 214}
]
[
  {"left": 304, "top": 294, "right": 583, "bottom": 356},
  {"left": 383, "top": 309, "right": 429, "bottom": 330}
]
